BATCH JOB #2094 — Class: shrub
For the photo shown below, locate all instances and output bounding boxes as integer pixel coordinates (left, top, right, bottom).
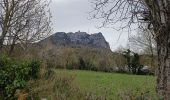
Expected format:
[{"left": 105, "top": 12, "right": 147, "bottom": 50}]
[
  {"left": 66, "top": 64, "right": 74, "bottom": 70},
  {"left": 78, "top": 57, "right": 95, "bottom": 71},
  {"left": 0, "top": 55, "right": 40, "bottom": 99},
  {"left": 28, "top": 60, "right": 40, "bottom": 79},
  {"left": 79, "top": 57, "right": 86, "bottom": 70},
  {"left": 90, "top": 66, "right": 98, "bottom": 71}
]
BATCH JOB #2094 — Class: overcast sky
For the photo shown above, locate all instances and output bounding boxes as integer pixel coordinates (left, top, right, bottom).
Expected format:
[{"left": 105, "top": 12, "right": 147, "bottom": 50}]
[{"left": 50, "top": 0, "right": 131, "bottom": 51}]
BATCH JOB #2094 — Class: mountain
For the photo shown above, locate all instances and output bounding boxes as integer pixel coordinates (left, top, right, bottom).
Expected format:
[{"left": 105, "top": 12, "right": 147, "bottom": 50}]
[{"left": 39, "top": 31, "right": 110, "bottom": 50}]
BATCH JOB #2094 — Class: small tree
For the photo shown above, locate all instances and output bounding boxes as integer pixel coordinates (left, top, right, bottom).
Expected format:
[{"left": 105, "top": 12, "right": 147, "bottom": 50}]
[
  {"left": 131, "top": 53, "right": 140, "bottom": 74},
  {"left": 123, "top": 49, "right": 131, "bottom": 71},
  {"left": 122, "top": 49, "right": 141, "bottom": 74},
  {"left": 114, "top": 47, "right": 127, "bottom": 73},
  {"left": 79, "top": 57, "right": 86, "bottom": 70}
]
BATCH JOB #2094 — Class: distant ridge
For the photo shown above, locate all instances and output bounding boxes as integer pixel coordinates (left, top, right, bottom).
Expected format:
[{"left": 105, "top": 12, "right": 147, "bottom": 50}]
[{"left": 39, "top": 31, "right": 110, "bottom": 50}]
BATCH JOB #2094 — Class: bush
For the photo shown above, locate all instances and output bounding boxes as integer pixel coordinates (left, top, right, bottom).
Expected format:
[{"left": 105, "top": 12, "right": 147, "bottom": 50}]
[
  {"left": 66, "top": 64, "right": 74, "bottom": 70},
  {"left": 79, "top": 57, "right": 86, "bottom": 70},
  {"left": 28, "top": 60, "right": 41, "bottom": 79},
  {"left": 90, "top": 66, "right": 98, "bottom": 71},
  {"left": 78, "top": 57, "right": 95, "bottom": 71},
  {"left": 0, "top": 55, "right": 40, "bottom": 99}
]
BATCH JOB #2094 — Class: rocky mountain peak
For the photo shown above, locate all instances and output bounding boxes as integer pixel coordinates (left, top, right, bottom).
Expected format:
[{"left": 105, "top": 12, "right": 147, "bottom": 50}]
[{"left": 40, "top": 31, "right": 110, "bottom": 50}]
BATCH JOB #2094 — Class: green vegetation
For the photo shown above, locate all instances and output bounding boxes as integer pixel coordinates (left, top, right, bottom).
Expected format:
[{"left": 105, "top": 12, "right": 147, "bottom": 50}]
[
  {"left": 55, "top": 70, "right": 157, "bottom": 99},
  {"left": 0, "top": 55, "right": 40, "bottom": 99},
  {"left": 123, "top": 49, "right": 145, "bottom": 75},
  {"left": 0, "top": 54, "right": 158, "bottom": 99},
  {"left": 30, "top": 69, "right": 157, "bottom": 99},
  {"left": 0, "top": 49, "right": 158, "bottom": 99}
]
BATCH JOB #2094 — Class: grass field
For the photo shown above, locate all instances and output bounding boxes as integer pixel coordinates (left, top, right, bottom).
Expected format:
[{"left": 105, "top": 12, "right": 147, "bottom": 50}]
[{"left": 54, "top": 69, "right": 157, "bottom": 99}]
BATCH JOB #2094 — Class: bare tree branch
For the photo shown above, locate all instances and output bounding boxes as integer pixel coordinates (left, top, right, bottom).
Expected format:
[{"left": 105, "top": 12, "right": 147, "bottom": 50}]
[{"left": 0, "top": 0, "right": 52, "bottom": 54}]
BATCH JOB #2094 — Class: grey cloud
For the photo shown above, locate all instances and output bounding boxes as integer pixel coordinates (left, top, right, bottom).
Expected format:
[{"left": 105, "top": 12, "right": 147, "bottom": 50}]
[{"left": 50, "top": 0, "right": 129, "bottom": 51}]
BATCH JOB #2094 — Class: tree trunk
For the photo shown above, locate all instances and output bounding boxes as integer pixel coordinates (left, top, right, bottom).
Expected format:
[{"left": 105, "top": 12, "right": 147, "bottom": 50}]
[
  {"left": 0, "top": 35, "right": 6, "bottom": 50},
  {"left": 157, "top": 37, "right": 170, "bottom": 99},
  {"left": 8, "top": 44, "right": 15, "bottom": 56}
]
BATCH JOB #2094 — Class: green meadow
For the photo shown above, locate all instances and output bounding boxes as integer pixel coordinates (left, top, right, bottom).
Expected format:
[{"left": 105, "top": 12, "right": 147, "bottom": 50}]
[{"left": 53, "top": 69, "right": 157, "bottom": 99}]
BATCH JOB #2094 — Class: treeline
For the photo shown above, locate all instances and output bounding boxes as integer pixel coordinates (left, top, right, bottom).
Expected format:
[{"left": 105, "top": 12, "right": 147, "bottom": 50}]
[
  {"left": 17, "top": 43, "right": 157, "bottom": 74},
  {"left": 41, "top": 47, "right": 115, "bottom": 72},
  {"left": 5, "top": 43, "right": 157, "bottom": 75}
]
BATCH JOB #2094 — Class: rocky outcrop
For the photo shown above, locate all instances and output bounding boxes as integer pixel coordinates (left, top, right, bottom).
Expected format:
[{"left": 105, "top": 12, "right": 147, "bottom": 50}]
[{"left": 39, "top": 31, "right": 110, "bottom": 50}]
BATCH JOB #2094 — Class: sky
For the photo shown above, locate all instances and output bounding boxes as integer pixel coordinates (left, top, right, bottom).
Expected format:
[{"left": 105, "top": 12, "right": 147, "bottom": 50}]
[{"left": 50, "top": 0, "right": 131, "bottom": 51}]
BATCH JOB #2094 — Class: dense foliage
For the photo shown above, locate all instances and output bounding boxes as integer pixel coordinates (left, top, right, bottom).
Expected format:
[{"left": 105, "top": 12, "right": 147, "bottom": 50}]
[
  {"left": 122, "top": 49, "right": 150, "bottom": 75},
  {"left": 123, "top": 49, "right": 131, "bottom": 71},
  {"left": 0, "top": 55, "right": 40, "bottom": 99},
  {"left": 131, "top": 53, "right": 140, "bottom": 74}
]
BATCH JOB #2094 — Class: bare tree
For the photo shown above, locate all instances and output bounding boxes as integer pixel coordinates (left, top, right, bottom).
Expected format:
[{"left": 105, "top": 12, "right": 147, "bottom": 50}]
[
  {"left": 130, "top": 29, "right": 156, "bottom": 54},
  {"left": 0, "top": 0, "right": 51, "bottom": 54},
  {"left": 114, "top": 46, "right": 127, "bottom": 72},
  {"left": 129, "top": 28, "right": 156, "bottom": 71},
  {"left": 91, "top": 0, "right": 170, "bottom": 98}
]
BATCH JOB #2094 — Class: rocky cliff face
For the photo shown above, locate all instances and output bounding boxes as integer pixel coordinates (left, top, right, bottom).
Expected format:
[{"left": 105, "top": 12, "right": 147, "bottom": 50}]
[{"left": 39, "top": 31, "right": 110, "bottom": 50}]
